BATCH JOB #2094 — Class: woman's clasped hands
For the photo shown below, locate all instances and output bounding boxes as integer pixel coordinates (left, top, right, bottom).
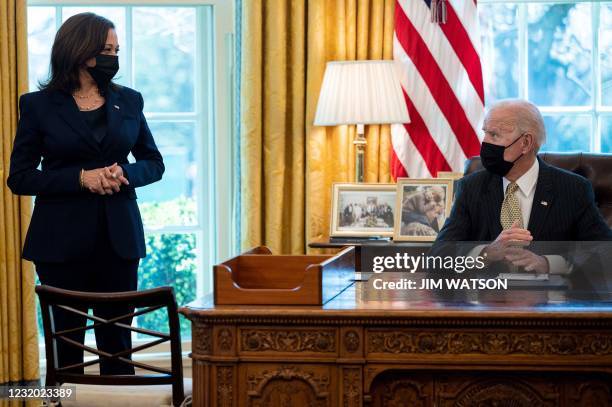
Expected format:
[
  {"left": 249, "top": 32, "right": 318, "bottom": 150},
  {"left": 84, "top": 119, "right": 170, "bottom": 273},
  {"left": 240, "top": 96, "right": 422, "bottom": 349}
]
[{"left": 82, "top": 162, "right": 129, "bottom": 195}]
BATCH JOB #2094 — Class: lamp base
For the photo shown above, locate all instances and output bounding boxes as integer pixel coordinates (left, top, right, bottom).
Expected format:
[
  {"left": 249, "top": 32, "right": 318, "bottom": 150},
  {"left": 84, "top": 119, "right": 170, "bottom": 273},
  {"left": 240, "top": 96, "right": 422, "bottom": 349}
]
[{"left": 354, "top": 124, "right": 366, "bottom": 182}]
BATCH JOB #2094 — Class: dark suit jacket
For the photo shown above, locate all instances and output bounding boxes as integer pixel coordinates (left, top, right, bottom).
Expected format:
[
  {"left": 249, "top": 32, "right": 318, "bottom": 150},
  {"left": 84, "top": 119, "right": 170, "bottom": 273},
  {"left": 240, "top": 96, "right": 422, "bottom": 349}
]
[
  {"left": 436, "top": 157, "right": 612, "bottom": 242},
  {"left": 7, "top": 86, "right": 164, "bottom": 262}
]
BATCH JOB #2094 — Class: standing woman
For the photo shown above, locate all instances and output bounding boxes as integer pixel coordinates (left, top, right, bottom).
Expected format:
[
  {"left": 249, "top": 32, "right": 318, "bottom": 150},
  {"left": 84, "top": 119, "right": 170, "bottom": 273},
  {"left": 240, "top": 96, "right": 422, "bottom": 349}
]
[{"left": 7, "top": 13, "right": 164, "bottom": 374}]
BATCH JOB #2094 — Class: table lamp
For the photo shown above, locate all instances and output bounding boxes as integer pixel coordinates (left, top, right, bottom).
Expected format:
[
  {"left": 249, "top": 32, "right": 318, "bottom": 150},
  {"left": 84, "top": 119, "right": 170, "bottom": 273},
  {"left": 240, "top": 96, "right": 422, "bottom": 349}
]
[{"left": 314, "top": 60, "right": 410, "bottom": 182}]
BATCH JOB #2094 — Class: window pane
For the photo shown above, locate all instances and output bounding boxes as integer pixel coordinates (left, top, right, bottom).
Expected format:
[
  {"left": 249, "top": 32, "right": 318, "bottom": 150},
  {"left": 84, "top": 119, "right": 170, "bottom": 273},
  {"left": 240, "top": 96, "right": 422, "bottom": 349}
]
[
  {"left": 479, "top": 4, "right": 519, "bottom": 103},
  {"left": 137, "top": 233, "right": 197, "bottom": 338},
  {"left": 133, "top": 8, "right": 196, "bottom": 112},
  {"left": 601, "top": 116, "right": 612, "bottom": 153},
  {"left": 528, "top": 3, "right": 592, "bottom": 106},
  {"left": 602, "top": 4, "right": 612, "bottom": 106},
  {"left": 137, "top": 122, "right": 198, "bottom": 228},
  {"left": 27, "top": 7, "right": 55, "bottom": 91},
  {"left": 540, "top": 115, "right": 591, "bottom": 152},
  {"left": 62, "top": 7, "right": 128, "bottom": 87}
]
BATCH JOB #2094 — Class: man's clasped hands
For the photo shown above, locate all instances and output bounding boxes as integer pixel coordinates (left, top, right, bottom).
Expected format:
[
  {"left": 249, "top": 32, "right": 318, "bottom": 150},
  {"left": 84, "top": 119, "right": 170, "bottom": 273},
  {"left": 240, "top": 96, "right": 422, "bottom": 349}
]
[{"left": 482, "top": 220, "right": 550, "bottom": 274}]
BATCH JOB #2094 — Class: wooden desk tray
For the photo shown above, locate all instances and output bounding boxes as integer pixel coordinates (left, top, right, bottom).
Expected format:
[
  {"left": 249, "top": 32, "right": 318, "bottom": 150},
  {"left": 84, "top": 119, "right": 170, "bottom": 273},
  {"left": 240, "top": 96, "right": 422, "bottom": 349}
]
[{"left": 213, "top": 246, "right": 355, "bottom": 305}]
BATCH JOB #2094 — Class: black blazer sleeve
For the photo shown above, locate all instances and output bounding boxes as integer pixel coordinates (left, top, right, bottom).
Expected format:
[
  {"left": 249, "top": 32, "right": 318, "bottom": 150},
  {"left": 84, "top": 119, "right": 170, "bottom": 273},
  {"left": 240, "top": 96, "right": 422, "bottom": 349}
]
[
  {"left": 7, "top": 94, "right": 82, "bottom": 196},
  {"left": 119, "top": 92, "right": 164, "bottom": 188}
]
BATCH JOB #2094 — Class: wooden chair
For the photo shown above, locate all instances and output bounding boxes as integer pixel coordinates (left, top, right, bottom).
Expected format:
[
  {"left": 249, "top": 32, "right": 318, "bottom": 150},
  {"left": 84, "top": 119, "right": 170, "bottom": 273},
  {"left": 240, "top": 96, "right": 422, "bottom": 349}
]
[{"left": 36, "top": 285, "right": 190, "bottom": 407}]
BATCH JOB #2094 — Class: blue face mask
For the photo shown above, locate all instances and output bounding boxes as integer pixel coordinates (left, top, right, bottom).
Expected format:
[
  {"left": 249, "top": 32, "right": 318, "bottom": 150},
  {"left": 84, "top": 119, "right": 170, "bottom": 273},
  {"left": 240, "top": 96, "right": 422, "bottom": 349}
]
[{"left": 480, "top": 134, "right": 525, "bottom": 177}]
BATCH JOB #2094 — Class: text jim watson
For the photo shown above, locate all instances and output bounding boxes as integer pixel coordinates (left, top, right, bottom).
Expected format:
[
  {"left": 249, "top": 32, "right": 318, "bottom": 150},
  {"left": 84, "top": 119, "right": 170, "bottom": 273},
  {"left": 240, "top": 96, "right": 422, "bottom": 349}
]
[
  {"left": 369, "top": 253, "right": 507, "bottom": 290},
  {"left": 372, "top": 277, "right": 508, "bottom": 290}
]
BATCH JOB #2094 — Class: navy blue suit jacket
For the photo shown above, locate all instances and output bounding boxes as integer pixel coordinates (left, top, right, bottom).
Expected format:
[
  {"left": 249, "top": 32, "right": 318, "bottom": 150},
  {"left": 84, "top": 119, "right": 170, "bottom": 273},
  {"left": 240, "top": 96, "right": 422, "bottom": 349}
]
[
  {"left": 7, "top": 86, "right": 164, "bottom": 262},
  {"left": 436, "top": 158, "right": 612, "bottom": 242}
]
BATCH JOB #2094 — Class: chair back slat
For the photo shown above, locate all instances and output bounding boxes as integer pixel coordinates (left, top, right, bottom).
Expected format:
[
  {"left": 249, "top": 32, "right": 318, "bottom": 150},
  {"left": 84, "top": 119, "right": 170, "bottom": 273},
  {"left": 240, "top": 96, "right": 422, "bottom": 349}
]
[
  {"left": 60, "top": 357, "right": 104, "bottom": 373},
  {"left": 53, "top": 305, "right": 172, "bottom": 339},
  {"left": 55, "top": 304, "right": 168, "bottom": 337},
  {"left": 36, "top": 285, "right": 185, "bottom": 406}
]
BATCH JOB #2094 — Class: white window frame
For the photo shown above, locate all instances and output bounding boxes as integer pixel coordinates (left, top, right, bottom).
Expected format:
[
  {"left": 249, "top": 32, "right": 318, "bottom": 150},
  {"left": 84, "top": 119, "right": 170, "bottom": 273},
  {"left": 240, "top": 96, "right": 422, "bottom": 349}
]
[
  {"left": 27, "top": 0, "right": 235, "bottom": 364},
  {"left": 480, "top": 0, "right": 612, "bottom": 152}
]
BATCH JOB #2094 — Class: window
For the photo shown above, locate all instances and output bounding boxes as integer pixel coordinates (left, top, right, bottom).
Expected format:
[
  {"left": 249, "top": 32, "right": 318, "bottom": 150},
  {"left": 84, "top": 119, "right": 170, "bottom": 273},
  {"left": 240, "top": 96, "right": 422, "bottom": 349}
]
[
  {"left": 479, "top": 1, "right": 612, "bottom": 152},
  {"left": 27, "top": 1, "right": 235, "bottom": 347}
]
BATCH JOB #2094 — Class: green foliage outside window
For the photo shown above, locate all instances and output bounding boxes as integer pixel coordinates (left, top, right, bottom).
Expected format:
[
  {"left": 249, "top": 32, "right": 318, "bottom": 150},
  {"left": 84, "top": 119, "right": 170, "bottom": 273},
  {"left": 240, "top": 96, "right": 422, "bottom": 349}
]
[
  {"left": 137, "top": 198, "right": 198, "bottom": 339},
  {"left": 136, "top": 232, "right": 196, "bottom": 338}
]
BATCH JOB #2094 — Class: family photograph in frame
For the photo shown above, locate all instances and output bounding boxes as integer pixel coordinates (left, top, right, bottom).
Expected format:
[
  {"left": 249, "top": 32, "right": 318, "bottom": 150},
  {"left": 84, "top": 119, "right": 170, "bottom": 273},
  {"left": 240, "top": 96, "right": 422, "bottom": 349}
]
[
  {"left": 394, "top": 179, "right": 454, "bottom": 241},
  {"left": 330, "top": 183, "right": 396, "bottom": 237}
]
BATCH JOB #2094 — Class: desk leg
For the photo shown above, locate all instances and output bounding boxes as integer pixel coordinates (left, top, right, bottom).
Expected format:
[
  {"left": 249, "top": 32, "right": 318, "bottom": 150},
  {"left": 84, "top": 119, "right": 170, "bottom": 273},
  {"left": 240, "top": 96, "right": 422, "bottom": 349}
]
[
  {"left": 193, "top": 360, "right": 210, "bottom": 406},
  {"left": 192, "top": 362, "right": 237, "bottom": 407}
]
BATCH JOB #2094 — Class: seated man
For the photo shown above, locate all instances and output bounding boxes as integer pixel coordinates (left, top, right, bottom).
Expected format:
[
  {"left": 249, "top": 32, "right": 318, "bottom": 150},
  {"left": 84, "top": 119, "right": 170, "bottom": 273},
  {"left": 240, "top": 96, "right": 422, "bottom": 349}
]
[{"left": 435, "top": 99, "right": 612, "bottom": 274}]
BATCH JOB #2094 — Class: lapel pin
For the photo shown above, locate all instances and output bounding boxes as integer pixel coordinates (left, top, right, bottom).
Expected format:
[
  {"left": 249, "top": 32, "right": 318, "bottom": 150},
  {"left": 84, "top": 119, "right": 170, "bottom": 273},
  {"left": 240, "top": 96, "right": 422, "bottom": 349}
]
[
  {"left": 541, "top": 201, "right": 548, "bottom": 206},
  {"left": 114, "top": 105, "right": 120, "bottom": 110}
]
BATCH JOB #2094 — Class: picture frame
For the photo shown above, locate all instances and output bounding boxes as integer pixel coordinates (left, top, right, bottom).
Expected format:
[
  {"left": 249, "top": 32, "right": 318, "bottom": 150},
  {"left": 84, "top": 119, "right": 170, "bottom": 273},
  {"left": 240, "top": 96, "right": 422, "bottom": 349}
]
[
  {"left": 330, "top": 183, "right": 397, "bottom": 237},
  {"left": 393, "top": 178, "right": 454, "bottom": 242},
  {"left": 436, "top": 171, "right": 464, "bottom": 180},
  {"left": 436, "top": 171, "right": 464, "bottom": 200}
]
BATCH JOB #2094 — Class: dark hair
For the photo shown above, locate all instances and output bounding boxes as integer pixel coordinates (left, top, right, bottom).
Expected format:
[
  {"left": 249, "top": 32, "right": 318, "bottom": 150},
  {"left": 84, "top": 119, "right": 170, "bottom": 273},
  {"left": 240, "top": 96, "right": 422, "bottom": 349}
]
[{"left": 40, "top": 12, "right": 116, "bottom": 94}]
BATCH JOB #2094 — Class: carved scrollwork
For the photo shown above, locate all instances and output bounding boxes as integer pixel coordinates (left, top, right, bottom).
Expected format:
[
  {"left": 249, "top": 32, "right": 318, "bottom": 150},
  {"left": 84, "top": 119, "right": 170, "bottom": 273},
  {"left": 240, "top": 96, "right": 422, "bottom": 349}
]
[
  {"left": 246, "top": 365, "right": 330, "bottom": 398},
  {"left": 192, "top": 324, "right": 212, "bottom": 355},
  {"left": 454, "top": 381, "right": 556, "bottom": 407},
  {"left": 344, "top": 330, "right": 360, "bottom": 353},
  {"left": 241, "top": 329, "right": 336, "bottom": 353},
  {"left": 251, "top": 380, "right": 327, "bottom": 407},
  {"left": 380, "top": 380, "right": 430, "bottom": 407},
  {"left": 368, "top": 330, "right": 612, "bottom": 356}
]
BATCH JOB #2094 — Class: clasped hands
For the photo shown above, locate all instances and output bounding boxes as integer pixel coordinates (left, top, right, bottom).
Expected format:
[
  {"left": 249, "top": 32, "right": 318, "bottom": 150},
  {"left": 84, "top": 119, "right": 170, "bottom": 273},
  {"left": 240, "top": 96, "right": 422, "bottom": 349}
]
[
  {"left": 482, "top": 220, "right": 549, "bottom": 274},
  {"left": 82, "top": 163, "right": 129, "bottom": 195}
]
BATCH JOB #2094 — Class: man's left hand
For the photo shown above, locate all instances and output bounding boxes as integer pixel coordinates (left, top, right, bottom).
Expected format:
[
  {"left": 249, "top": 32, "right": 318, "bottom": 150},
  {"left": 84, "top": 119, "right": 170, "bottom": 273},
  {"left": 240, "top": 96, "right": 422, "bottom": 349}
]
[{"left": 504, "top": 247, "right": 549, "bottom": 274}]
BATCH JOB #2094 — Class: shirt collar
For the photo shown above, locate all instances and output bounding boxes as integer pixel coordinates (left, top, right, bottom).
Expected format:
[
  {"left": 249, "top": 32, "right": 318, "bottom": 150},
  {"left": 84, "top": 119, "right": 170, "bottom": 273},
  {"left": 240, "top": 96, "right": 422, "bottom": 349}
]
[{"left": 503, "top": 158, "right": 539, "bottom": 196}]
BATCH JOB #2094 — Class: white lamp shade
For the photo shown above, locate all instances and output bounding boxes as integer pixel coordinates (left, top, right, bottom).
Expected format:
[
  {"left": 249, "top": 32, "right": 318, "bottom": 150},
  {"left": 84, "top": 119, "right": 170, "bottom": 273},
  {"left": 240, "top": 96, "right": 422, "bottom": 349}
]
[{"left": 314, "top": 60, "right": 410, "bottom": 126}]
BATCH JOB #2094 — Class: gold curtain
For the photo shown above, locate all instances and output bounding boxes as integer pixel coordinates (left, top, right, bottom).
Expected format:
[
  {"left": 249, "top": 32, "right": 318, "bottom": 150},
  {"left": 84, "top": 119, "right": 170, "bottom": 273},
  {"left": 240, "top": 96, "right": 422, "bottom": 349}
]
[
  {"left": 241, "top": 0, "right": 395, "bottom": 253},
  {"left": 0, "top": 0, "right": 40, "bottom": 390}
]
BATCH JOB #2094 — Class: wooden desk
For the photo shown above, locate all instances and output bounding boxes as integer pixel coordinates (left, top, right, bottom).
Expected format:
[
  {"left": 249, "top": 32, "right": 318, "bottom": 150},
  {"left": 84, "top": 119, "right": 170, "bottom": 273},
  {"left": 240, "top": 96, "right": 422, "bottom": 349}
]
[{"left": 181, "top": 283, "right": 612, "bottom": 406}]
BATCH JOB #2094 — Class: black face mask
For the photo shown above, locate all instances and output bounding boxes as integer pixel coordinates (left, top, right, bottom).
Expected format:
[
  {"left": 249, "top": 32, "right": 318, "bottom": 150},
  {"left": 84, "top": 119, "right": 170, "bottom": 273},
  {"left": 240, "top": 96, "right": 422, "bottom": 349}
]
[
  {"left": 87, "top": 54, "right": 119, "bottom": 91},
  {"left": 480, "top": 134, "right": 525, "bottom": 177}
]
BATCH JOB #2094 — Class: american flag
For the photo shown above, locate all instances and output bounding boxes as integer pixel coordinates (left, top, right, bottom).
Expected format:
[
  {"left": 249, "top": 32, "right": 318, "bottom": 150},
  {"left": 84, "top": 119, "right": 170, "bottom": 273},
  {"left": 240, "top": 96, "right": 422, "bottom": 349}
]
[{"left": 390, "top": 0, "right": 484, "bottom": 179}]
